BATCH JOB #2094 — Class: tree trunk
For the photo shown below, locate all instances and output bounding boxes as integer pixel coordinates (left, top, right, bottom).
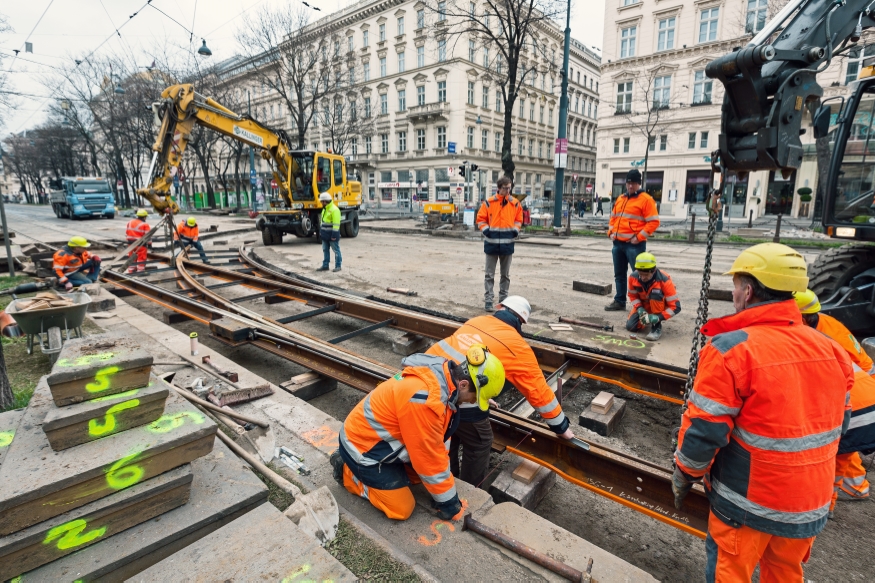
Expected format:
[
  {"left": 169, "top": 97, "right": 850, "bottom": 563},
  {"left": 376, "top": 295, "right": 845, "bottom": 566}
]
[
  {"left": 0, "top": 340, "right": 13, "bottom": 411},
  {"left": 642, "top": 143, "right": 650, "bottom": 191},
  {"left": 501, "top": 101, "right": 516, "bottom": 182}
]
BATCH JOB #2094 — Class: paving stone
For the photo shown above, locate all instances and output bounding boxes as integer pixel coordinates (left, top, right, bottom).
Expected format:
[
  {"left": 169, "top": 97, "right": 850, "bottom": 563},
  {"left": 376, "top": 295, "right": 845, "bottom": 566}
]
[
  {"left": 0, "top": 380, "right": 216, "bottom": 535},
  {"left": 0, "top": 408, "right": 25, "bottom": 469},
  {"left": 573, "top": 280, "right": 613, "bottom": 295},
  {"left": 42, "top": 374, "right": 169, "bottom": 451},
  {"left": 87, "top": 297, "right": 117, "bottom": 312},
  {"left": 132, "top": 502, "right": 356, "bottom": 582},
  {"left": 578, "top": 396, "right": 627, "bottom": 437},
  {"left": 392, "top": 332, "right": 431, "bottom": 356},
  {"left": 280, "top": 372, "right": 338, "bottom": 401},
  {"left": 24, "top": 438, "right": 269, "bottom": 581},
  {"left": 46, "top": 332, "right": 153, "bottom": 406},
  {"left": 488, "top": 459, "right": 556, "bottom": 510},
  {"left": 0, "top": 464, "right": 192, "bottom": 581}
]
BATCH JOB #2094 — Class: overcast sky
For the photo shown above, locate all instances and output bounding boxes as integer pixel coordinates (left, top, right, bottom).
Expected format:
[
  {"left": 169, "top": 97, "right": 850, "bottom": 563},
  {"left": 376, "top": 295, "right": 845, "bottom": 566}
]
[{"left": 1, "top": 0, "right": 604, "bottom": 135}]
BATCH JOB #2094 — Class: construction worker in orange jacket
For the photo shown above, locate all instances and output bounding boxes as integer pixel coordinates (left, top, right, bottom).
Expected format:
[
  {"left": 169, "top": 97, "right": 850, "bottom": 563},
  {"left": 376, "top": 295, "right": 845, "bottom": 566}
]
[
  {"left": 625, "top": 252, "right": 680, "bottom": 342},
  {"left": 476, "top": 176, "right": 522, "bottom": 312},
  {"left": 53, "top": 236, "right": 101, "bottom": 290},
  {"left": 673, "top": 243, "right": 855, "bottom": 582},
  {"left": 605, "top": 169, "right": 660, "bottom": 312},
  {"left": 125, "top": 209, "right": 151, "bottom": 273},
  {"left": 426, "top": 296, "right": 574, "bottom": 487},
  {"left": 331, "top": 349, "right": 505, "bottom": 521},
  {"left": 174, "top": 217, "right": 208, "bottom": 263},
  {"left": 795, "top": 289, "right": 875, "bottom": 513}
]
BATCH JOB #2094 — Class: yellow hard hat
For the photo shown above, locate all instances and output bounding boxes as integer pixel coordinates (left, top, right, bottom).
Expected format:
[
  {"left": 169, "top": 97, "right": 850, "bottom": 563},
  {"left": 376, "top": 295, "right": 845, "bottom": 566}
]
[
  {"left": 465, "top": 344, "right": 506, "bottom": 411},
  {"left": 724, "top": 243, "right": 808, "bottom": 292},
  {"left": 635, "top": 252, "right": 657, "bottom": 270},
  {"left": 67, "top": 236, "right": 90, "bottom": 248},
  {"left": 136, "top": 209, "right": 148, "bottom": 218},
  {"left": 794, "top": 289, "right": 821, "bottom": 314},
  {"left": 187, "top": 217, "right": 197, "bottom": 227}
]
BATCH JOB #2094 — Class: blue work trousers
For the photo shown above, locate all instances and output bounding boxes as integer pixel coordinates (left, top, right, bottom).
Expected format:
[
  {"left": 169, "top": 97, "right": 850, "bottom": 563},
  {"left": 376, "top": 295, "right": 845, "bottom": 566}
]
[
  {"left": 612, "top": 240, "right": 646, "bottom": 305},
  {"left": 68, "top": 261, "right": 101, "bottom": 285},
  {"left": 321, "top": 238, "right": 341, "bottom": 269},
  {"left": 180, "top": 238, "right": 208, "bottom": 262}
]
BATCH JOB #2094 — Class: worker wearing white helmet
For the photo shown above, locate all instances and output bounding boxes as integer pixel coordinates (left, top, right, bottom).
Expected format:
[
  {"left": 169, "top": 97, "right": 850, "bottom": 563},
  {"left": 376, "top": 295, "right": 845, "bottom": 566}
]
[
  {"left": 426, "top": 295, "right": 574, "bottom": 487},
  {"left": 317, "top": 192, "right": 342, "bottom": 272}
]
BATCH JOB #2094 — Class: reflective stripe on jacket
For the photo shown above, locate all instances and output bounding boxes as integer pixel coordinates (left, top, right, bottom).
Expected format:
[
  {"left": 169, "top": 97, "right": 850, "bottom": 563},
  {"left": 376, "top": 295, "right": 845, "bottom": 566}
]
[
  {"left": 476, "top": 195, "right": 522, "bottom": 256},
  {"left": 817, "top": 313, "right": 875, "bottom": 375},
  {"left": 839, "top": 370, "right": 875, "bottom": 455},
  {"left": 674, "top": 299, "right": 854, "bottom": 538},
  {"left": 174, "top": 223, "right": 199, "bottom": 241},
  {"left": 627, "top": 269, "right": 681, "bottom": 322},
  {"left": 320, "top": 202, "right": 341, "bottom": 238},
  {"left": 125, "top": 218, "right": 150, "bottom": 242},
  {"left": 52, "top": 246, "right": 92, "bottom": 279},
  {"left": 426, "top": 315, "right": 569, "bottom": 433},
  {"left": 607, "top": 192, "right": 659, "bottom": 242},
  {"left": 339, "top": 354, "right": 459, "bottom": 504}
]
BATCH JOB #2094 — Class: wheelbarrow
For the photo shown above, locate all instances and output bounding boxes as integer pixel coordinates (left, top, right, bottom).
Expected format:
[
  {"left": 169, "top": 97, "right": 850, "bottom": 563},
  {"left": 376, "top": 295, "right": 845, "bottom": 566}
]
[{"left": 5, "top": 292, "right": 91, "bottom": 362}]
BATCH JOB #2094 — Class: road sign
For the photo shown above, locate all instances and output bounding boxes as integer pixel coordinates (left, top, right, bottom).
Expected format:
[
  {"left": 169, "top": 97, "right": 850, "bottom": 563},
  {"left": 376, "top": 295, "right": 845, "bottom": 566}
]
[
  {"left": 572, "top": 173, "right": 578, "bottom": 182},
  {"left": 456, "top": 186, "right": 463, "bottom": 195},
  {"left": 553, "top": 138, "right": 568, "bottom": 169},
  {"left": 448, "top": 166, "right": 455, "bottom": 176},
  {"left": 117, "top": 180, "right": 123, "bottom": 187},
  {"left": 585, "top": 183, "right": 593, "bottom": 194},
  {"left": 448, "top": 142, "right": 456, "bottom": 154},
  {"left": 270, "top": 179, "right": 277, "bottom": 189},
  {"left": 173, "top": 175, "right": 180, "bottom": 188},
  {"left": 250, "top": 169, "right": 257, "bottom": 186}
]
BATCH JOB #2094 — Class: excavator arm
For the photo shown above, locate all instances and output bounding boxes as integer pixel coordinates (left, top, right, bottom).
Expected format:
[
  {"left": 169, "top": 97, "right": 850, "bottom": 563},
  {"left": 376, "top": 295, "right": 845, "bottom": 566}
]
[
  {"left": 707, "top": 0, "right": 875, "bottom": 173},
  {"left": 137, "top": 84, "right": 298, "bottom": 214}
]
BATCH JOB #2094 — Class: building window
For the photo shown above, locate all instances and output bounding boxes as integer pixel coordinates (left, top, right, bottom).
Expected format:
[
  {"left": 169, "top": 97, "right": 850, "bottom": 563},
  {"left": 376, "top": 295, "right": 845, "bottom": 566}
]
[
  {"left": 381, "top": 134, "right": 389, "bottom": 153},
  {"left": 620, "top": 26, "right": 636, "bottom": 58},
  {"left": 653, "top": 75, "right": 671, "bottom": 110},
  {"left": 495, "top": 132, "right": 502, "bottom": 151},
  {"left": 496, "top": 91, "right": 503, "bottom": 112},
  {"left": 417, "top": 128, "right": 426, "bottom": 149},
  {"left": 688, "top": 132, "right": 696, "bottom": 149},
  {"left": 519, "top": 99, "right": 525, "bottom": 118},
  {"left": 482, "top": 129, "right": 488, "bottom": 149},
  {"left": 398, "top": 89, "right": 406, "bottom": 111},
  {"left": 483, "top": 47, "right": 489, "bottom": 68},
  {"left": 660, "top": 135, "right": 667, "bottom": 151},
  {"left": 438, "top": 81, "right": 447, "bottom": 102},
  {"left": 549, "top": 108, "right": 553, "bottom": 125},
  {"left": 363, "top": 30, "right": 369, "bottom": 47},
  {"left": 538, "top": 141, "right": 543, "bottom": 158},
  {"left": 438, "top": 1, "right": 446, "bottom": 21},
  {"left": 379, "top": 23, "right": 386, "bottom": 42},
  {"left": 398, "top": 131, "right": 407, "bottom": 151},
  {"left": 380, "top": 93, "right": 388, "bottom": 114},
  {"left": 437, "top": 126, "right": 447, "bottom": 148},
  {"left": 382, "top": 188, "right": 393, "bottom": 201},
  {"left": 529, "top": 102, "right": 535, "bottom": 121},
  {"left": 467, "top": 127, "right": 474, "bottom": 148},
  {"left": 614, "top": 138, "right": 620, "bottom": 154},
  {"left": 364, "top": 97, "right": 371, "bottom": 118},
  {"left": 518, "top": 137, "right": 524, "bottom": 156},
  {"left": 417, "top": 85, "right": 426, "bottom": 105},
  {"left": 351, "top": 138, "right": 358, "bottom": 156},
  {"left": 657, "top": 17, "right": 675, "bottom": 51},
  {"left": 648, "top": 135, "right": 656, "bottom": 151},
  {"left": 693, "top": 70, "right": 712, "bottom": 104},
  {"left": 539, "top": 105, "right": 544, "bottom": 123},
  {"left": 622, "top": 0, "right": 637, "bottom": 5},
  {"left": 380, "top": 57, "right": 387, "bottom": 76},
  {"left": 363, "top": 63, "right": 370, "bottom": 81},
  {"left": 528, "top": 139, "right": 533, "bottom": 156},
  {"left": 746, "top": 0, "right": 767, "bottom": 34},
  {"left": 349, "top": 68, "right": 355, "bottom": 85},
  {"left": 417, "top": 45, "right": 425, "bottom": 68},
  {"left": 348, "top": 36, "right": 354, "bottom": 52},
  {"left": 398, "top": 51, "right": 405, "bottom": 72},
  {"left": 700, "top": 131, "right": 709, "bottom": 148},
  {"left": 469, "top": 40, "right": 476, "bottom": 61},
  {"left": 623, "top": 137, "right": 630, "bottom": 153},
  {"left": 365, "top": 136, "right": 372, "bottom": 154},
  {"left": 699, "top": 8, "right": 719, "bottom": 43},
  {"left": 397, "top": 16, "right": 404, "bottom": 36},
  {"left": 438, "top": 39, "right": 447, "bottom": 62},
  {"left": 845, "top": 45, "right": 875, "bottom": 84},
  {"left": 468, "top": 81, "right": 475, "bottom": 105},
  {"left": 482, "top": 86, "right": 489, "bottom": 108},
  {"left": 616, "top": 81, "right": 632, "bottom": 113}
]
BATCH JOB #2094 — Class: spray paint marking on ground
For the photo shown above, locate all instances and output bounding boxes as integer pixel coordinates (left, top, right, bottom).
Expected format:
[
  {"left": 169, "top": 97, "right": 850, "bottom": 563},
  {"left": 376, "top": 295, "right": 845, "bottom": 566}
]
[{"left": 302, "top": 425, "right": 340, "bottom": 453}]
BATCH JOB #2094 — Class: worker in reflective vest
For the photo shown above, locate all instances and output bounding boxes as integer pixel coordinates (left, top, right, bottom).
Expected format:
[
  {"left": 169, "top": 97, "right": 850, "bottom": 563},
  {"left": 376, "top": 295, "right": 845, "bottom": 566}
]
[
  {"left": 673, "top": 243, "right": 854, "bottom": 581},
  {"left": 53, "top": 236, "right": 101, "bottom": 290},
  {"left": 625, "top": 252, "right": 680, "bottom": 342},
  {"left": 317, "top": 192, "right": 341, "bottom": 272},
  {"left": 426, "top": 296, "right": 573, "bottom": 487},
  {"left": 125, "top": 209, "right": 150, "bottom": 273},
  {"left": 475, "top": 176, "right": 522, "bottom": 312},
  {"left": 331, "top": 349, "right": 504, "bottom": 521},
  {"left": 174, "top": 217, "right": 208, "bottom": 262},
  {"left": 795, "top": 289, "right": 875, "bottom": 512}
]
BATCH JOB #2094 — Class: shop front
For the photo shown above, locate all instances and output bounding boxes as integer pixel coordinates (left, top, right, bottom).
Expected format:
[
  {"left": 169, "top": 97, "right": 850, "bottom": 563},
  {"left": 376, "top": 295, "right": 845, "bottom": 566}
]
[
  {"left": 643, "top": 171, "right": 663, "bottom": 211},
  {"left": 725, "top": 172, "right": 749, "bottom": 218},
  {"left": 765, "top": 170, "right": 796, "bottom": 215}
]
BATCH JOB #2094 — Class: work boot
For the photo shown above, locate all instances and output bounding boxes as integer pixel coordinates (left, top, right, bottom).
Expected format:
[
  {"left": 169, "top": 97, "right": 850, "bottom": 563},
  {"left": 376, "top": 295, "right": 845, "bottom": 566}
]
[
  {"left": 332, "top": 266, "right": 342, "bottom": 272},
  {"left": 316, "top": 266, "right": 329, "bottom": 271},
  {"left": 604, "top": 300, "right": 625, "bottom": 311},
  {"left": 837, "top": 489, "right": 869, "bottom": 502},
  {"left": 485, "top": 301, "right": 494, "bottom": 312},
  {"left": 646, "top": 324, "right": 663, "bottom": 341},
  {"left": 329, "top": 449, "right": 345, "bottom": 485}
]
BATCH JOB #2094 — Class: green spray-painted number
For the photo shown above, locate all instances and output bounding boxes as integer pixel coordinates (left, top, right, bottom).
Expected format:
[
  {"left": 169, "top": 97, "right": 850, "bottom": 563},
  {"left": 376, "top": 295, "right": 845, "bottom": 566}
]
[
  {"left": 146, "top": 411, "right": 204, "bottom": 434},
  {"left": 105, "top": 452, "right": 145, "bottom": 490},
  {"left": 56, "top": 352, "right": 116, "bottom": 368},
  {"left": 88, "top": 399, "right": 141, "bottom": 437},
  {"left": 43, "top": 519, "right": 107, "bottom": 550},
  {"left": 85, "top": 365, "right": 121, "bottom": 393},
  {"left": 91, "top": 388, "right": 139, "bottom": 403},
  {"left": 0, "top": 430, "right": 14, "bottom": 448}
]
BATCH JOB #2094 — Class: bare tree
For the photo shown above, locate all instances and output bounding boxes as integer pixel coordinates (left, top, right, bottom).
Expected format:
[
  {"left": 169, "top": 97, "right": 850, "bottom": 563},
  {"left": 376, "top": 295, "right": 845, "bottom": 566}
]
[
  {"left": 0, "top": 13, "right": 14, "bottom": 128},
  {"left": 317, "top": 86, "right": 376, "bottom": 156}
]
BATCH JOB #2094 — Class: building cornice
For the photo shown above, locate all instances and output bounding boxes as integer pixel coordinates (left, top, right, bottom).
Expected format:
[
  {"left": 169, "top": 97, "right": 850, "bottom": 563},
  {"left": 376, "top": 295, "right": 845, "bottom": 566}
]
[{"left": 601, "top": 37, "right": 746, "bottom": 72}]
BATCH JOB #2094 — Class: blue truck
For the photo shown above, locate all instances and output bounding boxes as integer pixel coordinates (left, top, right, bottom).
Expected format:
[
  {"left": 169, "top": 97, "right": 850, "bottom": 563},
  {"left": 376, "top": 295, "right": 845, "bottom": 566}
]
[{"left": 49, "top": 177, "right": 116, "bottom": 220}]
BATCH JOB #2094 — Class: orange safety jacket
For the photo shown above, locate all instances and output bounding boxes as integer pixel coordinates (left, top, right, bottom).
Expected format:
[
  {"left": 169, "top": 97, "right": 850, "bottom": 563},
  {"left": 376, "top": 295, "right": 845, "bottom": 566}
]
[
  {"left": 339, "top": 354, "right": 459, "bottom": 505},
  {"left": 476, "top": 194, "right": 522, "bottom": 256},
  {"left": 174, "top": 223, "right": 199, "bottom": 242},
  {"left": 607, "top": 191, "right": 659, "bottom": 243},
  {"left": 52, "top": 246, "right": 93, "bottom": 280},
  {"left": 674, "top": 299, "right": 854, "bottom": 538},
  {"left": 817, "top": 313, "right": 875, "bottom": 375},
  {"left": 426, "top": 313, "right": 569, "bottom": 433},
  {"left": 125, "top": 218, "right": 150, "bottom": 242},
  {"left": 627, "top": 269, "right": 681, "bottom": 322}
]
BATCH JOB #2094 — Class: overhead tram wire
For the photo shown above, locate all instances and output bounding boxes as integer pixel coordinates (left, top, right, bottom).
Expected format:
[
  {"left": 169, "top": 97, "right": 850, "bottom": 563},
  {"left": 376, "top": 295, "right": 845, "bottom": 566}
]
[{"left": 8, "top": 0, "right": 57, "bottom": 72}]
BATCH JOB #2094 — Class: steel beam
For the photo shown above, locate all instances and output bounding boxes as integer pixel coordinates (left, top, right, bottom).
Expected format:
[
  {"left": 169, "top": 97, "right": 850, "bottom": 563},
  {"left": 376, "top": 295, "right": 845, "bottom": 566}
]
[
  {"left": 276, "top": 305, "right": 337, "bottom": 324},
  {"left": 328, "top": 318, "right": 394, "bottom": 344}
]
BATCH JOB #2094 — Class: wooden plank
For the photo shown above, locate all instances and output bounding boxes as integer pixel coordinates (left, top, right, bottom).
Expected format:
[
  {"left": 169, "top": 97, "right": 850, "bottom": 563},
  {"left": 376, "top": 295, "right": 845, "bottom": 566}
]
[
  {"left": 0, "top": 382, "right": 216, "bottom": 535},
  {"left": 0, "top": 465, "right": 192, "bottom": 581},
  {"left": 42, "top": 376, "right": 169, "bottom": 451},
  {"left": 46, "top": 332, "right": 154, "bottom": 406},
  {"left": 511, "top": 459, "right": 542, "bottom": 485}
]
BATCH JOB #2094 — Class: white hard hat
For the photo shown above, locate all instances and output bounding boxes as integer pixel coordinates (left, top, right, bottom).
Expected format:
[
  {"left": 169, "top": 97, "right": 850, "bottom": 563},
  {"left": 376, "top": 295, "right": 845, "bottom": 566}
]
[
  {"left": 498, "top": 296, "right": 531, "bottom": 323},
  {"left": 319, "top": 192, "right": 332, "bottom": 202}
]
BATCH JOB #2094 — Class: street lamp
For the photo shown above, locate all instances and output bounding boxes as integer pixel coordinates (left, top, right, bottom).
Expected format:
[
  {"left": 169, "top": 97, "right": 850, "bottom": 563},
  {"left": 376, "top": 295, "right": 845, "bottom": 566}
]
[
  {"left": 197, "top": 39, "right": 213, "bottom": 58},
  {"left": 114, "top": 82, "right": 125, "bottom": 95}
]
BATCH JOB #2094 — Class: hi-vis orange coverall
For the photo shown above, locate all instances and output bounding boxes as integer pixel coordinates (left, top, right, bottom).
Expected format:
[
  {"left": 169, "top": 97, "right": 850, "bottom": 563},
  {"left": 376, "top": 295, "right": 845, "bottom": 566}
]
[
  {"left": 125, "top": 218, "right": 150, "bottom": 272},
  {"left": 337, "top": 354, "right": 462, "bottom": 521}
]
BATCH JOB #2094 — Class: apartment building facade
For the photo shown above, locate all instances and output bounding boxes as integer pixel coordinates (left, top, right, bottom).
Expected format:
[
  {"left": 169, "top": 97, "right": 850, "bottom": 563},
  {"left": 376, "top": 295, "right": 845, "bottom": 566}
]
[{"left": 201, "top": 0, "right": 600, "bottom": 212}]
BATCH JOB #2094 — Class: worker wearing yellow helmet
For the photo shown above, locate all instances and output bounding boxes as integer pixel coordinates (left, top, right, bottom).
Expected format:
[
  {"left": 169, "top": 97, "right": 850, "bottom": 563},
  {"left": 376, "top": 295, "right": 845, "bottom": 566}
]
[
  {"left": 623, "top": 252, "right": 680, "bottom": 341},
  {"left": 174, "top": 216, "right": 208, "bottom": 263},
  {"left": 795, "top": 289, "right": 875, "bottom": 514},
  {"left": 673, "top": 243, "right": 855, "bottom": 581},
  {"left": 331, "top": 346, "right": 505, "bottom": 521},
  {"left": 53, "top": 236, "right": 101, "bottom": 290}
]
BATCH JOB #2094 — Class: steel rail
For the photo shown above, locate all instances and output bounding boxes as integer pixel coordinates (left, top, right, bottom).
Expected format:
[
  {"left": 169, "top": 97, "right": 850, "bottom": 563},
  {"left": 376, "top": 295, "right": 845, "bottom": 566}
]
[{"left": 101, "top": 260, "right": 709, "bottom": 538}]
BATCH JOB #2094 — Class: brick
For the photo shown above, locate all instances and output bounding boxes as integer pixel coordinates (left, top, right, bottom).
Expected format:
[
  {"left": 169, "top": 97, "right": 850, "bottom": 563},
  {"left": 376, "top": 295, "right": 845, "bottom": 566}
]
[
  {"left": 489, "top": 460, "right": 556, "bottom": 509},
  {"left": 590, "top": 391, "right": 614, "bottom": 415},
  {"left": 572, "top": 281, "right": 612, "bottom": 296},
  {"left": 392, "top": 332, "right": 431, "bottom": 356},
  {"left": 510, "top": 459, "right": 542, "bottom": 485},
  {"left": 280, "top": 372, "right": 337, "bottom": 401},
  {"left": 578, "top": 396, "right": 627, "bottom": 437},
  {"left": 87, "top": 297, "right": 117, "bottom": 313}
]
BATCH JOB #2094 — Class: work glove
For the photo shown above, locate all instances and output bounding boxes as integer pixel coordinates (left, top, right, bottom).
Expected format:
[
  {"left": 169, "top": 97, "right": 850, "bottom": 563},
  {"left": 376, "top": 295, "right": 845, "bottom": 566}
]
[
  {"left": 647, "top": 314, "right": 661, "bottom": 326},
  {"left": 432, "top": 494, "right": 463, "bottom": 521},
  {"left": 91, "top": 255, "right": 101, "bottom": 263},
  {"left": 64, "top": 282, "right": 73, "bottom": 291},
  {"left": 671, "top": 466, "right": 694, "bottom": 510},
  {"left": 637, "top": 308, "right": 647, "bottom": 321}
]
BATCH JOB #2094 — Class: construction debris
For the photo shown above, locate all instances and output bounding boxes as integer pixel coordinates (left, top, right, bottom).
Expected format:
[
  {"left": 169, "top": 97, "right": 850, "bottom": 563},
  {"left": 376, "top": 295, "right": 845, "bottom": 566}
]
[
  {"left": 387, "top": 287, "right": 418, "bottom": 296},
  {"left": 559, "top": 316, "right": 614, "bottom": 332},
  {"left": 549, "top": 323, "right": 574, "bottom": 331},
  {"left": 14, "top": 292, "right": 74, "bottom": 312}
]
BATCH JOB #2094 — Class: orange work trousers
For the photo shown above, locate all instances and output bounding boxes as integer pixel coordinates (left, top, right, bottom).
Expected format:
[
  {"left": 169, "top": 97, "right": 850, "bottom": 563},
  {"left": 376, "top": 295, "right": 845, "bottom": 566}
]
[
  {"left": 342, "top": 465, "right": 417, "bottom": 521},
  {"left": 832, "top": 452, "right": 870, "bottom": 510},
  {"left": 126, "top": 244, "right": 147, "bottom": 273},
  {"left": 705, "top": 512, "right": 814, "bottom": 583}
]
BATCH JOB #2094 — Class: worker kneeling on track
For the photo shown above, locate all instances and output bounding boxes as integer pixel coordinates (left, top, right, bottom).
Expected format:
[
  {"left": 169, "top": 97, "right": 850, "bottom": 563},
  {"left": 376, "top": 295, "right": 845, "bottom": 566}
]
[
  {"left": 125, "top": 209, "right": 151, "bottom": 273},
  {"left": 625, "top": 252, "right": 680, "bottom": 342},
  {"left": 53, "top": 237, "right": 101, "bottom": 291},
  {"left": 174, "top": 217, "right": 209, "bottom": 263},
  {"left": 795, "top": 289, "right": 875, "bottom": 513},
  {"left": 672, "top": 243, "right": 855, "bottom": 582},
  {"left": 331, "top": 347, "right": 505, "bottom": 521},
  {"left": 427, "top": 296, "right": 574, "bottom": 488}
]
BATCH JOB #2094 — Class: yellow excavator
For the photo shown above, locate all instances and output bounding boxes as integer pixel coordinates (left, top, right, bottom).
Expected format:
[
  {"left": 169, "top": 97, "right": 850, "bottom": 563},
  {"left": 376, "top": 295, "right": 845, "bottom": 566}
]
[{"left": 137, "top": 84, "right": 363, "bottom": 246}]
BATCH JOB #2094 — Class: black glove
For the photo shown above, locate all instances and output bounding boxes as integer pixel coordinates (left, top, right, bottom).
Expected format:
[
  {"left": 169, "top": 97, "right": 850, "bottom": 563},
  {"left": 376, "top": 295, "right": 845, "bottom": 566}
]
[
  {"left": 433, "top": 494, "right": 463, "bottom": 520},
  {"left": 671, "top": 466, "right": 694, "bottom": 510}
]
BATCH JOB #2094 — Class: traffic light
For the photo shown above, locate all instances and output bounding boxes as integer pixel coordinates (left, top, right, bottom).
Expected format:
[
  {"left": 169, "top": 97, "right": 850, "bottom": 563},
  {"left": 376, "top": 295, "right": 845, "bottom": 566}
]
[
  {"left": 459, "top": 166, "right": 466, "bottom": 177},
  {"left": 470, "top": 164, "right": 479, "bottom": 172}
]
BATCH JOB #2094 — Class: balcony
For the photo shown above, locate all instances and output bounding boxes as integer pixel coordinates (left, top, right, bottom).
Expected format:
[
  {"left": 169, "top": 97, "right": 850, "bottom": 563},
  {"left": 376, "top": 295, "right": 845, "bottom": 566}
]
[{"left": 407, "top": 101, "right": 450, "bottom": 122}]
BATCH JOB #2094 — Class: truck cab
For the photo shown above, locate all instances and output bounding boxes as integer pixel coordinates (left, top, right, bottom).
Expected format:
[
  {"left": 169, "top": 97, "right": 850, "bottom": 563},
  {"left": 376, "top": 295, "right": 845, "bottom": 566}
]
[{"left": 49, "top": 177, "right": 116, "bottom": 220}]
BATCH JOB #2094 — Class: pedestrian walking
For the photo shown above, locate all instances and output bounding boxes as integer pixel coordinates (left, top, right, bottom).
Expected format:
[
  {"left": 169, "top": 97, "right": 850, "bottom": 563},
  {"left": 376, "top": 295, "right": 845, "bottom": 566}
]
[
  {"left": 476, "top": 176, "right": 522, "bottom": 311},
  {"left": 605, "top": 169, "right": 659, "bottom": 311},
  {"left": 317, "top": 192, "right": 342, "bottom": 272},
  {"left": 594, "top": 195, "right": 604, "bottom": 216}
]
